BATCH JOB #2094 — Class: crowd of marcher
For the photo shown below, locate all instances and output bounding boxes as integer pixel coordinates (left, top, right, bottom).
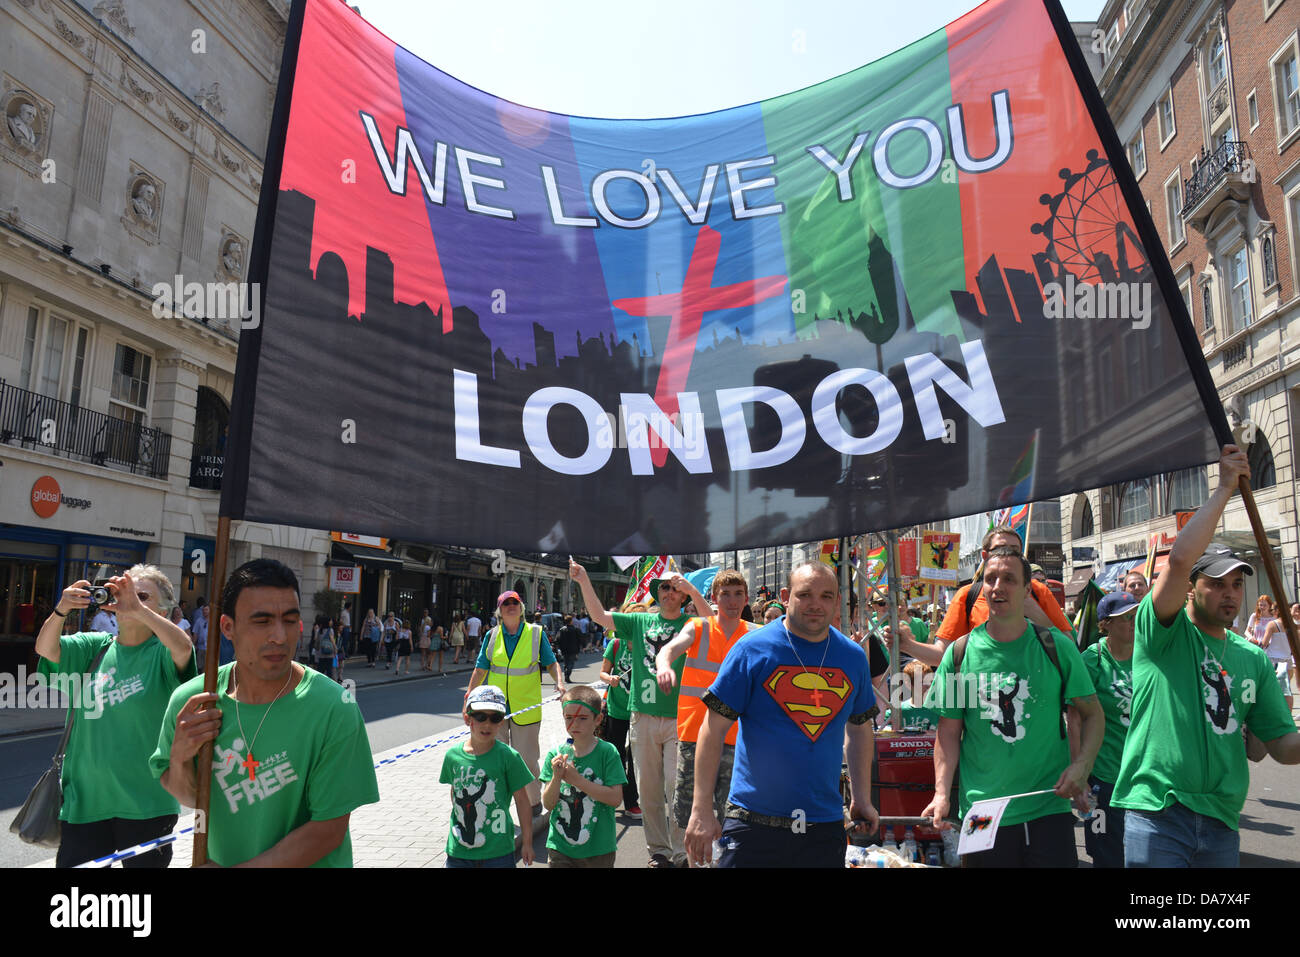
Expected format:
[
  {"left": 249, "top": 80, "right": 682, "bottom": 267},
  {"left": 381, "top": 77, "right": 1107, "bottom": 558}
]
[{"left": 20, "top": 446, "right": 1299, "bottom": 869}]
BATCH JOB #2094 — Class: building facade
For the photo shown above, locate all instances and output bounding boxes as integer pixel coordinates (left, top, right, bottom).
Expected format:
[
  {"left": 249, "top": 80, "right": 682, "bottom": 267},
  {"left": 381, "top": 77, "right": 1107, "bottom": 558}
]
[{"left": 1061, "top": 0, "right": 1300, "bottom": 608}]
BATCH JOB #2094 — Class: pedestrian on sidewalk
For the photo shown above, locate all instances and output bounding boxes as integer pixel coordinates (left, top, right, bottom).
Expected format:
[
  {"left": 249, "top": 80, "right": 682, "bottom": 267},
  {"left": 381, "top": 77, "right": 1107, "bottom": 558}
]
[
  {"left": 395, "top": 618, "right": 413, "bottom": 676},
  {"left": 441, "top": 685, "right": 535, "bottom": 867},
  {"left": 541, "top": 685, "right": 625, "bottom": 867},
  {"left": 449, "top": 614, "right": 466, "bottom": 665},
  {"left": 361, "top": 609, "right": 380, "bottom": 667},
  {"left": 465, "top": 612, "right": 482, "bottom": 659},
  {"left": 381, "top": 613, "right": 397, "bottom": 669},
  {"left": 557, "top": 615, "right": 582, "bottom": 683},
  {"left": 418, "top": 612, "right": 433, "bottom": 671},
  {"left": 431, "top": 620, "right": 446, "bottom": 675}
]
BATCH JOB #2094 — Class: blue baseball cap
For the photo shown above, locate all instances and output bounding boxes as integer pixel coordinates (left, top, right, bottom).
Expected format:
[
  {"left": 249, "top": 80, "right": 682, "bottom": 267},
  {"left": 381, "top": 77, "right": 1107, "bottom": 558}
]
[{"left": 1098, "top": 591, "right": 1140, "bottom": 620}]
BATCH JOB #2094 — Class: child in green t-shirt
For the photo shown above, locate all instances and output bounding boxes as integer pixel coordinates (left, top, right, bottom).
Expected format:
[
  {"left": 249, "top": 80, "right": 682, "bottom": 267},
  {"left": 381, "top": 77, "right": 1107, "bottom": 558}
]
[
  {"left": 441, "top": 685, "right": 535, "bottom": 867},
  {"left": 540, "top": 686, "right": 627, "bottom": 867}
]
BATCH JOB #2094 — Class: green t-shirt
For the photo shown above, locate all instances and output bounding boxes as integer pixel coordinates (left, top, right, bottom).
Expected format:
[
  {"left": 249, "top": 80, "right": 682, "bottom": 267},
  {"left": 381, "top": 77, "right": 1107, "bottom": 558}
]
[
  {"left": 38, "top": 632, "right": 195, "bottom": 823},
  {"left": 610, "top": 611, "right": 690, "bottom": 718},
  {"left": 899, "top": 701, "right": 940, "bottom": 732},
  {"left": 1081, "top": 638, "right": 1133, "bottom": 784},
  {"left": 539, "top": 738, "right": 627, "bottom": 858},
  {"left": 1112, "top": 598, "right": 1297, "bottom": 829},
  {"left": 926, "top": 622, "right": 1095, "bottom": 826},
  {"left": 602, "top": 634, "right": 634, "bottom": 720},
  {"left": 440, "top": 740, "right": 534, "bottom": 860},
  {"left": 150, "top": 664, "right": 379, "bottom": 867}
]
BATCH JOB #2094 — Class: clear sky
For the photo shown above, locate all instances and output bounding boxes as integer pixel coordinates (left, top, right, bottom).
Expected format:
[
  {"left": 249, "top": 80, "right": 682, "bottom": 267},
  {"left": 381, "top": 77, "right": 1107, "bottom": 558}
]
[{"left": 352, "top": 0, "right": 1107, "bottom": 118}]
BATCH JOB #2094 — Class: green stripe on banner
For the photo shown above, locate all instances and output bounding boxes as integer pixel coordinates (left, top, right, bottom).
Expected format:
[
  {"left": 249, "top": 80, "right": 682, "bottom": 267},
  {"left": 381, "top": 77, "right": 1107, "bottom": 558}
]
[{"left": 761, "top": 27, "right": 965, "bottom": 342}]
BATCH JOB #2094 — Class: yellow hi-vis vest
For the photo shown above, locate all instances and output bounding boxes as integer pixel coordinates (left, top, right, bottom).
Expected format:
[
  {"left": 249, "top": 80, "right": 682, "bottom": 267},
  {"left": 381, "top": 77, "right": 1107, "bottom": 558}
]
[{"left": 485, "top": 623, "right": 543, "bottom": 725}]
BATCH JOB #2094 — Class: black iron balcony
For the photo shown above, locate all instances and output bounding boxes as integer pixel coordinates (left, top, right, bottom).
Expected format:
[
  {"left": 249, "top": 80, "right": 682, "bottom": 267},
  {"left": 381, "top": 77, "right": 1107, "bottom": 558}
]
[
  {"left": 1180, "top": 141, "right": 1252, "bottom": 231},
  {"left": 0, "top": 379, "right": 172, "bottom": 479}
]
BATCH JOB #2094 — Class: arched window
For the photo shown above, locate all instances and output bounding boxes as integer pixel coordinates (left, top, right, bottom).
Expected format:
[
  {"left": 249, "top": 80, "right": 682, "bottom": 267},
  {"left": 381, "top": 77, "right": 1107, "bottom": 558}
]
[
  {"left": 1249, "top": 432, "right": 1276, "bottom": 489},
  {"left": 1072, "top": 494, "right": 1094, "bottom": 538},
  {"left": 1166, "top": 466, "right": 1208, "bottom": 512},
  {"left": 512, "top": 579, "right": 529, "bottom": 608},
  {"left": 1262, "top": 236, "right": 1277, "bottom": 289},
  {"left": 1117, "top": 479, "right": 1152, "bottom": 527},
  {"left": 189, "top": 387, "right": 229, "bottom": 490},
  {"left": 1202, "top": 285, "right": 1215, "bottom": 333}
]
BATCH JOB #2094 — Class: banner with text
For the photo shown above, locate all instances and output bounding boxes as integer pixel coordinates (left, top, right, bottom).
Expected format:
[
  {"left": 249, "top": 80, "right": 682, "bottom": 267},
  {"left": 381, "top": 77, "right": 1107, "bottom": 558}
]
[{"left": 221, "top": 0, "right": 1227, "bottom": 553}]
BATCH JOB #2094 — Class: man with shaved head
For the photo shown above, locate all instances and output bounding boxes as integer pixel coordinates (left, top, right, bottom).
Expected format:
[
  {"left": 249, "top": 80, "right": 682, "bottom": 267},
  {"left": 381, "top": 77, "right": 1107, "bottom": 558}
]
[{"left": 685, "top": 562, "right": 879, "bottom": 868}]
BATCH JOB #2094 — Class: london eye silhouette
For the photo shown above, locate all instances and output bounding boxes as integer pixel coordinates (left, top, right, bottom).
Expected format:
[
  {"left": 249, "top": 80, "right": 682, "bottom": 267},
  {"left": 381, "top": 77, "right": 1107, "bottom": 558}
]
[{"left": 1032, "top": 149, "right": 1148, "bottom": 284}]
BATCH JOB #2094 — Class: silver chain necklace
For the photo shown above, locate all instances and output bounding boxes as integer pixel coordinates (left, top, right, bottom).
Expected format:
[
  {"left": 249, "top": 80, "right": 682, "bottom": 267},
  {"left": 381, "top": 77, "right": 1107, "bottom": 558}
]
[{"left": 232, "top": 663, "right": 295, "bottom": 782}]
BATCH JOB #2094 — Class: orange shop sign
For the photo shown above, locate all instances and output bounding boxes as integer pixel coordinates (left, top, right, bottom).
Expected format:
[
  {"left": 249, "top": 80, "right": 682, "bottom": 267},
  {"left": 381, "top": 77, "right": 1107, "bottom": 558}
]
[{"left": 30, "top": 475, "right": 92, "bottom": 519}]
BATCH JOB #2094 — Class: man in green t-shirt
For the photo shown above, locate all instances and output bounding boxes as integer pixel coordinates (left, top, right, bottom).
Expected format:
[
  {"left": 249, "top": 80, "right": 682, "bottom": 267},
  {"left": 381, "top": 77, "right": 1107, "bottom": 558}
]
[
  {"left": 922, "top": 547, "right": 1103, "bottom": 867},
  {"left": 152, "top": 559, "right": 379, "bottom": 867},
  {"left": 1113, "top": 444, "right": 1300, "bottom": 867},
  {"left": 1077, "top": 590, "right": 1137, "bottom": 868},
  {"left": 570, "top": 559, "right": 710, "bottom": 868},
  {"left": 598, "top": 623, "right": 639, "bottom": 817}
]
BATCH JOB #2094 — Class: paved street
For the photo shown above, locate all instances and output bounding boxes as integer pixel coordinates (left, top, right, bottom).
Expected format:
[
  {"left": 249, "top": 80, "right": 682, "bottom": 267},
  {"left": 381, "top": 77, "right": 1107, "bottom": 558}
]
[{"left": 3, "top": 650, "right": 1296, "bottom": 868}]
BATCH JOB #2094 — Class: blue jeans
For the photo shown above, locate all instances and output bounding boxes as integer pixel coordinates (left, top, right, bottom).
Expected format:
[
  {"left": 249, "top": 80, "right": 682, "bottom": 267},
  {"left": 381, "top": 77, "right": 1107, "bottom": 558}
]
[
  {"left": 1124, "top": 803, "right": 1238, "bottom": 868},
  {"left": 445, "top": 851, "right": 516, "bottom": 868},
  {"left": 1083, "top": 776, "right": 1126, "bottom": 869}
]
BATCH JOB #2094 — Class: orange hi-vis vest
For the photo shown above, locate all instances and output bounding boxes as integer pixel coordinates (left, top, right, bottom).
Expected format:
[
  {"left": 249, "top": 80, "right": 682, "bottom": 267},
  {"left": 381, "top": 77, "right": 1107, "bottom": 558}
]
[{"left": 677, "top": 615, "right": 756, "bottom": 745}]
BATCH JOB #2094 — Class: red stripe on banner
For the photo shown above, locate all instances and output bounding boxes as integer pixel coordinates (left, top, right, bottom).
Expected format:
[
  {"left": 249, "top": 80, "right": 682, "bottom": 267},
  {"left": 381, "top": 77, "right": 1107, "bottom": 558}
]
[
  {"left": 947, "top": 0, "right": 1103, "bottom": 290},
  {"left": 280, "top": 0, "right": 450, "bottom": 324}
]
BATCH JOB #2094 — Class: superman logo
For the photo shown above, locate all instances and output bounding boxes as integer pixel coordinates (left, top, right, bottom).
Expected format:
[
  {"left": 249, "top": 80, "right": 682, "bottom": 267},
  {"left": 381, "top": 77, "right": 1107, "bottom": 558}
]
[{"left": 763, "top": 667, "right": 853, "bottom": 741}]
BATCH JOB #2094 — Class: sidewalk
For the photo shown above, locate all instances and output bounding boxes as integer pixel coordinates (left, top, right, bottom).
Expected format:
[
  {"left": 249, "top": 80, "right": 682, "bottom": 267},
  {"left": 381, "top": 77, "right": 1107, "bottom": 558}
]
[{"left": 27, "top": 680, "right": 577, "bottom": 868}]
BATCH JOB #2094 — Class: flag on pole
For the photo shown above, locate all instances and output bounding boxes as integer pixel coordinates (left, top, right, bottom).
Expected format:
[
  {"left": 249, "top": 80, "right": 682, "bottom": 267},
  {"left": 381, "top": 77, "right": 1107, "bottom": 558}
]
[
  {"left": 997, "top": 430, "right": 1040, "bottom": 506},
  {"left": 1074, "top": 578, "right": 1105, "bottom": 650},
  {"left": 624, "top": 555, "right": 668, "bottom": 606}
]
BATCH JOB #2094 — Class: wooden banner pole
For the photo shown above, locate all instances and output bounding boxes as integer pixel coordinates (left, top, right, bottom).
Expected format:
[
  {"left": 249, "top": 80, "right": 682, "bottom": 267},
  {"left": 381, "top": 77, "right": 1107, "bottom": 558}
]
[
  {"left": 1236, "top": 477, "right": 1300, "bottom": 666},
  {"left": 192, "top": 513, "right": 232, "bottom": 866}
]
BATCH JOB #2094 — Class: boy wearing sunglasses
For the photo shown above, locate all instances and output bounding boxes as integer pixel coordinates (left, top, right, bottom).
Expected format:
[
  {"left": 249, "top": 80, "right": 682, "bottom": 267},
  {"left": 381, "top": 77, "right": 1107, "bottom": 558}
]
[
  {"left": 440, "top": 685, "right": 536, "bottom": 867},
  {"left": 539, "top": 685, "right": 626, "bottom": 867}
]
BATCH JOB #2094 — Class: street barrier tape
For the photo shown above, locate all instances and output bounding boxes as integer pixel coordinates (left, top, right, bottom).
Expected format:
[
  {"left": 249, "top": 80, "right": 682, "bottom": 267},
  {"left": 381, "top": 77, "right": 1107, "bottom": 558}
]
[{"left": 74, "top": 686, "right": 591, "bottom": 867}]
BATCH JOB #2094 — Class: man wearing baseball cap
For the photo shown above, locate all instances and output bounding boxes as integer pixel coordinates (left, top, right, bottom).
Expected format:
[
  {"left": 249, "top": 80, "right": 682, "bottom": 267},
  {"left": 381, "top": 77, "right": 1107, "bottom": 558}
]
[
  {"left": 1077, "top": 590, "right": 1138, "bottom": 868},
  {"left": 467, "top": 590, "right": 564, "bottom": 811},
  {"left": 1113, "top": 445, "right": 1300, "bottom": 867}
]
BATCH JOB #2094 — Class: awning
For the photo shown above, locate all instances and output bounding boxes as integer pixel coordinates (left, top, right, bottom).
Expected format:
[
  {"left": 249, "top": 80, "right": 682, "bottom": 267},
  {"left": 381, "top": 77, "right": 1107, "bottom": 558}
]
[
  {"left": 1064, "top": 566, "right": 1096, "bottom": 598},
  {"left": 1095, "top": 558, "right": 1143, "bottom": 592},
  {"left": 1151, "top": 552, "right": 1170, "bottom": 578},
  {"left": 328, "top": 541, "right": 402, "bottom": 571}
]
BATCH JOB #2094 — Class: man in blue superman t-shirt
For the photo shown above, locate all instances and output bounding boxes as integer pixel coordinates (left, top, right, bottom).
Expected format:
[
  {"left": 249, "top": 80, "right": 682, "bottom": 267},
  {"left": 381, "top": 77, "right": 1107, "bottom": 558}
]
[{"left": 684, "top": 562, "right": 880, "bottom": 867}]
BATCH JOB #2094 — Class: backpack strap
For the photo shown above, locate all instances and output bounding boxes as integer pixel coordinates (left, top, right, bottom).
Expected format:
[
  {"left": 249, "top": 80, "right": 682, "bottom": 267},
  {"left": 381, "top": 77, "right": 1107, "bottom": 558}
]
[
  {"left": 964, "top": 580, "right": 982, "bottom": 620},
  {"left": 1030, "top": 624, "right": 1067, "bottom": 740}
]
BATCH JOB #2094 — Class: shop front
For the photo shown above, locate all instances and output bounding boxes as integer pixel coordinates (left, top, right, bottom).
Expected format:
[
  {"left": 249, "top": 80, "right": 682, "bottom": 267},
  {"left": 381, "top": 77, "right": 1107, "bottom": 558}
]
[
  {"left": 0, "top": 458, "right": 163, "bottom": 673},
  {"left": 440, "top": 552, "right": 497, "bottom": 623}
]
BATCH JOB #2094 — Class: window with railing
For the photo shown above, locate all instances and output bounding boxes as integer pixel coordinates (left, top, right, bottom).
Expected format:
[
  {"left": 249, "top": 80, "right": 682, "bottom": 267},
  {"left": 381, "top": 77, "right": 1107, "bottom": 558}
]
[{"left": 0, "top": 379, "right": 171, "bottom": 478}]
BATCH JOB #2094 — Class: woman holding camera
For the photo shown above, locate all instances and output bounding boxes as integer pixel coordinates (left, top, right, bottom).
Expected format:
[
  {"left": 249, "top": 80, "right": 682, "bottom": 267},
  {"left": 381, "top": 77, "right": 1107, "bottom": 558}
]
[{"left": 33, "top": 566, "right": 196, "bottom": 867}]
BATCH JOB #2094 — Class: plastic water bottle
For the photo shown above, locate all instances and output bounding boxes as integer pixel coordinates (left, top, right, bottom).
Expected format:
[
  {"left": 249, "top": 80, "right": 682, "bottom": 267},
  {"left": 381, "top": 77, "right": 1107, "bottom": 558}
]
[
  {"left": 712, "top": 835, "right": 734, "bottom": 864},
  {"left": 902, "top": 827, "right": 917, "bottom": 863},
  {"left": 925, "top": 844, "right": 941, "bottom": 867},
  {"left": 940, "top": 828, "right": 960, "bottom": 867},
  {"left": 882, "top": 835, "right": 899, "bottom": 857}
]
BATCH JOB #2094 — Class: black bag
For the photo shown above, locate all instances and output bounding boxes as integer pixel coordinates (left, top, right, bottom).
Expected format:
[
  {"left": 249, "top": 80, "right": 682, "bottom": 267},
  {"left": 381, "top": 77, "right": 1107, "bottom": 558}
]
[{"left": 10, "top": 643, "right": 110, "bottom": 846}]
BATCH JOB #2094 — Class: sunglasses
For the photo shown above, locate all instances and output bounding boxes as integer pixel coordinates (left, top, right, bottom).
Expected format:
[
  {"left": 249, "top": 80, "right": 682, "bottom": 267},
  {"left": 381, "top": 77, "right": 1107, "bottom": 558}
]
[
  {"left": 499, "top": 599, "right": 521, "bottom": 608},
  {"left": 469, "top": 711, "right": 505, "bottom": 724},
  {"left": 872, "top": 600, "right": 888, "bottom": 607}
]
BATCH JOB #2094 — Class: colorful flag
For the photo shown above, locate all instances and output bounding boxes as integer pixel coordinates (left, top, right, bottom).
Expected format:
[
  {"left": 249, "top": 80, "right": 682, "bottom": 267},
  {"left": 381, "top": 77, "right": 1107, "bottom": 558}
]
[
  {"left": 221, "top": 0, "right": 1228, "bottom": 554},
  {"left": 919, "top": 531, "right": 961, "bottom": 586},
  {"left": 1074, "top": 579, "right": 1105, "bottom": 650},
  {"left": 624, "top": 555, "right": 668, "bottom": 606},
  {"left": 997, "top": 430, "right": 1040, "bottom": 506}
]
